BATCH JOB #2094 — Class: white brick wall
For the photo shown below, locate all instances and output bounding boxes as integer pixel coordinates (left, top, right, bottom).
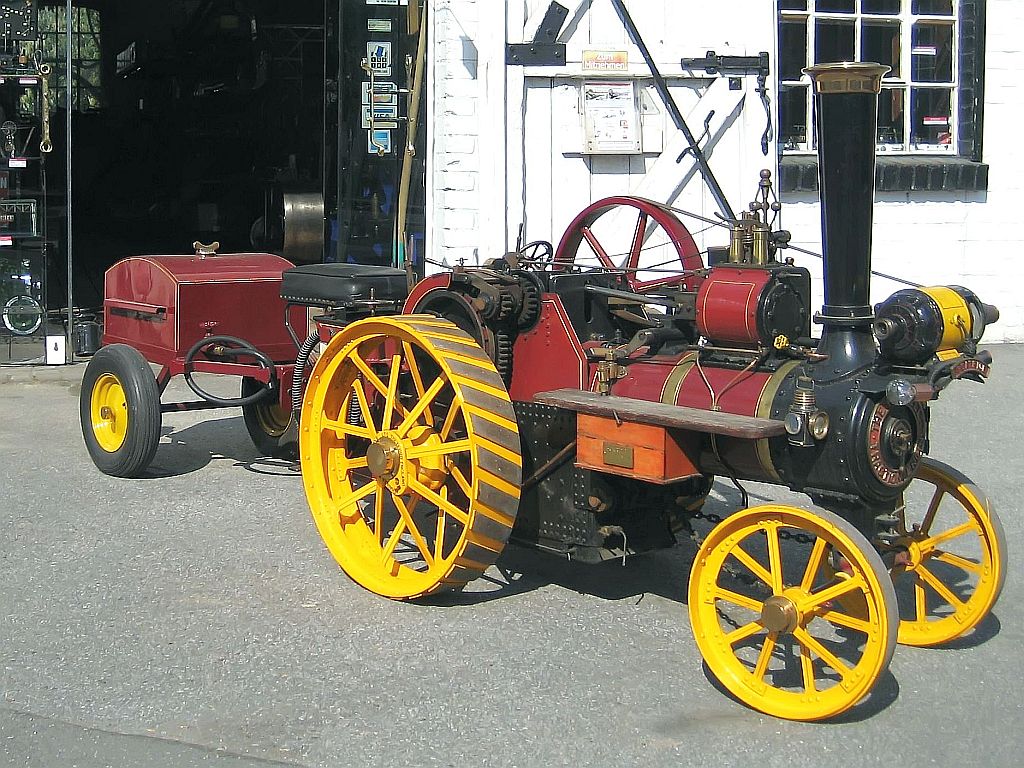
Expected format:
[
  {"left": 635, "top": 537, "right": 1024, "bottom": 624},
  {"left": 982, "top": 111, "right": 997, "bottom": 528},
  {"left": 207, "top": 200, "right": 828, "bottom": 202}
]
[{"left": 430, "top": 0, "right": 487, "bottom": 267}]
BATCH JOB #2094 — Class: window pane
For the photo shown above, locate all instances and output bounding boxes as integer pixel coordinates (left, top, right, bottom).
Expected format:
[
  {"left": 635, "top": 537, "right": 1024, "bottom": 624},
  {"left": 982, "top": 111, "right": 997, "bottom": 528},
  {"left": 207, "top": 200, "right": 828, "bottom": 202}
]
[
  {"left": 815, "top": 19, "right": 855, "bottom": 62},
  {"left": 780, "top": 85, "right": 809, "bottom": 149},
  {"left": 912, "top": 0, "right": 954, "bottom": 15},
  {"left": 863, "top": 0, "right": 901, "bottom": 13},
  {"left": 911, "top": 87, "right": 952, "bottom": 147},
  {"left": 862, "top": 19, "right": 901, "bottom": 77},
  {"left": 912, "top": 22, "right": 953, "bottom": 82},
  {"left": 780, "top": 20, "right": 808, "bottom": 80},
  {"left": 877, "top": 88, "right": 905, "bottom": 149},
  {"left": 780, "top": 0, "right": 808, "bottom": 10},
  {"left": 815, "top": 0, "right": 854, "bottom": 12}
]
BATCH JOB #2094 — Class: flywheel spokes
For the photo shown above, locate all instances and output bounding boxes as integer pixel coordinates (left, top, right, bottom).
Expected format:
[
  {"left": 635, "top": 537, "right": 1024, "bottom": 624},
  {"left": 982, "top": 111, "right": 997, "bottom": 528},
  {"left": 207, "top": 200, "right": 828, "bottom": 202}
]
[
  {"left": 688, "top": 506, "right": 898, "bottom": 721},
  {"left": 300, "top": 316, "right": 522, "bottom": 600},
  {"left": 886, "top": 457, "right": 1007, "bottom": 647}
]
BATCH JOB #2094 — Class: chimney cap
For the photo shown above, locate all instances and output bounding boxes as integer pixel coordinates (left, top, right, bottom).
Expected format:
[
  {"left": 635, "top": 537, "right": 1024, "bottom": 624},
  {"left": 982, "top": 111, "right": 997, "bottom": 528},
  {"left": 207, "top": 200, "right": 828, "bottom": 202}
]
[{"left": 803, "top": 62, "right": 890, "bottom": 95}]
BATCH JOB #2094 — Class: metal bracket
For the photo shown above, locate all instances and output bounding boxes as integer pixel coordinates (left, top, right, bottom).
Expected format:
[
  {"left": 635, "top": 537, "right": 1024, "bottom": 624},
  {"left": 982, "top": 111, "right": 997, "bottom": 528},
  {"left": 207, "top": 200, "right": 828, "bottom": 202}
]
[
  {"left": 681, "top": 51, "right": 774, "bottom": 156},
  {"left": 681, "top": 50, "right": 770, "bottom": 77},
  {"left": 507, "top": 2, "right": 568, "bottom": 66}
]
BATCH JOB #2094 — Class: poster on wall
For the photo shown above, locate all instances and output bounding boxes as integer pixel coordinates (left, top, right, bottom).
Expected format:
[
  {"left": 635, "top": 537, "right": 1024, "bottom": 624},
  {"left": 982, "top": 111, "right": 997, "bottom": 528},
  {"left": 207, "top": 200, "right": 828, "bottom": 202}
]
[{"left": 582, "top": 81, "right": 641, "bottom": 154}]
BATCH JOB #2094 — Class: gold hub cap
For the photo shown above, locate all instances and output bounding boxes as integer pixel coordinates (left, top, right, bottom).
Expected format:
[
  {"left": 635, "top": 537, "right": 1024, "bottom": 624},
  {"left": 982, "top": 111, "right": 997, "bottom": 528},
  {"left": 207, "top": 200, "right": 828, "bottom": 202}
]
[
  {"left": 367, "top": 437, "right": 401, "bottom": 481},
  {"left": 760, "top": 595, "right": 799, "bottom": 633}
]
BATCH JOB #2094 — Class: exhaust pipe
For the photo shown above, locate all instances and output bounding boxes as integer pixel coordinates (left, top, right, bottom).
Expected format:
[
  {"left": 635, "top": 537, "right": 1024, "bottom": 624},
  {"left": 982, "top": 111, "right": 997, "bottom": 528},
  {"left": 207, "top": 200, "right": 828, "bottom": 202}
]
[{"left": 803, "top": 62, "right": 890, "bottom": 373}]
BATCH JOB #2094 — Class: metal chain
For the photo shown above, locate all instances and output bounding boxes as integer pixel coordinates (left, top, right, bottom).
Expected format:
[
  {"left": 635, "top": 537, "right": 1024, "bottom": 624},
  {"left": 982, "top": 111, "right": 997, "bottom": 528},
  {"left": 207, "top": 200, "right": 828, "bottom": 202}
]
[{"left": 687, "top": 507, "right": 818, "bottom": 597}]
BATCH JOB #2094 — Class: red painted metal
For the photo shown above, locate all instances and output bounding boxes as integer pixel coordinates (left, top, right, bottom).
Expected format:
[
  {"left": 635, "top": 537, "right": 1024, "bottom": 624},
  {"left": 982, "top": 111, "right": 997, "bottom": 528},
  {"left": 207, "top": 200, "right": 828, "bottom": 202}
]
[
  {"left": 403, "top": 273, "right": 451, "bottom": 313},
  {"left": 553, "top": 196, "right": 704, "bottom": 292},
  {"left": 103, "top": 253, "right": 304, "bottom": 366},
  {"left": 509, "top": 296, "right": 590, "bottom": 402},
  {"left": 609, "top": 350, "right": 780, "bottom": 482},
  {"left": 696, "top": 266, "right": 774, "bottom": 346}
]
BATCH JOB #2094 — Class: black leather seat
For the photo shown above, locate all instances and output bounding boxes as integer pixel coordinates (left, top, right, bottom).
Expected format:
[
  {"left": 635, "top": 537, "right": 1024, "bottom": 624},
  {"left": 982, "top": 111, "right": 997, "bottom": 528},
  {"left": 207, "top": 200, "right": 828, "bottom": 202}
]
[{"left": 280, "top": 263, "right": 409, "bottom": 307}]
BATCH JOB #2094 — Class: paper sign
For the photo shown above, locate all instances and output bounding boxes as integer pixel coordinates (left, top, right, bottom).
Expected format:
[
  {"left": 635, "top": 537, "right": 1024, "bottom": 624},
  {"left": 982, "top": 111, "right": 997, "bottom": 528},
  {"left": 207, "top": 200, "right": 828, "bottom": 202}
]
[
  {"left": 368, "top": 129, "right": 393, "bottom": 154},
  {"left": 362, "top": 80, "right": 398, "bottom": 106},
  {"left": 583, "top": 50, "right": 629, "bottom": 72},
  {"left": 362, "top": 104, "right": 399, "bottom": 129},
  {"left": 367, "top": 41, "right": 392, "bottom": 76},
  {"left": 368, "top": 19, "right": 392, "bottom": 32},
  {"left": 582, "top": 81, "right": 641, "bottom": 154}
]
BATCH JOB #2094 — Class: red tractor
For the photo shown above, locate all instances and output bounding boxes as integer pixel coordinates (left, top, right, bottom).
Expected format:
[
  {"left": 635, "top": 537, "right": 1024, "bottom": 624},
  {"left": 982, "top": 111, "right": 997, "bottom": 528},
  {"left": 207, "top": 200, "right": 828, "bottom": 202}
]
[{"left": 80, "top": 64, "right": 1005, "bottom": 721}]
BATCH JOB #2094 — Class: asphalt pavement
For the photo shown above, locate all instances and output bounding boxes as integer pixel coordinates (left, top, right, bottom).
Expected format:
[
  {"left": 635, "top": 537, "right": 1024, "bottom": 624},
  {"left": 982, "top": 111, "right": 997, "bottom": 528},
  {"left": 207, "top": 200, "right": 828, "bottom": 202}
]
[{"left": 1, "top": 349, "right": 1022, "bottom": 767}]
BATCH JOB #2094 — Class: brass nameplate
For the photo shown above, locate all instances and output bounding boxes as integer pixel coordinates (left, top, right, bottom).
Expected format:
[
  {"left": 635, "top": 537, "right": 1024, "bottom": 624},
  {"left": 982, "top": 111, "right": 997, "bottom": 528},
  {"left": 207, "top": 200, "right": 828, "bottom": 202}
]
[{"left": 603, "top": 442, "right": 634, "bottom": 469}]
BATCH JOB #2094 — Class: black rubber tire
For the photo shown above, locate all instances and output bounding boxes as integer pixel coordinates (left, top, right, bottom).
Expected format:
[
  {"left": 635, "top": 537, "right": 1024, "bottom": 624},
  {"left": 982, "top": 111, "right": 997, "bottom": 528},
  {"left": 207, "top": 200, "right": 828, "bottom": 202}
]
[
  {"left": 241, "top": 377, "right": 295, "bottom": 459},
  {"left": 80, "top": 344, "right": 162, "bottom": 478}
]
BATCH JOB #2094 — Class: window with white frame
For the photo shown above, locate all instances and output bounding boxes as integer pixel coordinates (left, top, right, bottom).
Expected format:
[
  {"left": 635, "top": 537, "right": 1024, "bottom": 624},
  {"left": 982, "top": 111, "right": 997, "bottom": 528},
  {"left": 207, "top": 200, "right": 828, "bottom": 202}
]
[{"left": 779, "top": 1, "right": 960, "bottom": 155}]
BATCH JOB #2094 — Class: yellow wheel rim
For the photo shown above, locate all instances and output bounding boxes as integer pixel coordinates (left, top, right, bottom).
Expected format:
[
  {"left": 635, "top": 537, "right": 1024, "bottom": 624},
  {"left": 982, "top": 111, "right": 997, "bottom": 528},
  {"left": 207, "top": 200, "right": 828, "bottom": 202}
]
[
  {"left": 688, "top": 505, "right": 897, "bottom": 721},
  {"left": 886, "top": 457, "right": 1006, "bottom": 647},
  {"left": 300, "top": 316, "right": 522, "bottom": 600},
  {"left": 90, "top": 372, "right": 129, "bottom": 453}
]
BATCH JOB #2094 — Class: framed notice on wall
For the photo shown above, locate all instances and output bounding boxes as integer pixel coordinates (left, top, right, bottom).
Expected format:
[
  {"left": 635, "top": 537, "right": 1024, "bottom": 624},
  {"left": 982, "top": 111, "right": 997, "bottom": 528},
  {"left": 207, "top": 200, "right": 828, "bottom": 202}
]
[{"left": 581, "top": 81, "right": 641, "bottom": 154}]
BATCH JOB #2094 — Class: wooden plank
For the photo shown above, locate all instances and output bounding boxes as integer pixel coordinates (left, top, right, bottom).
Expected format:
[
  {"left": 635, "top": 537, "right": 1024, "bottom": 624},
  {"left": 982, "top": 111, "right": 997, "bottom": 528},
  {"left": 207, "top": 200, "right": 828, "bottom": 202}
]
[{"left": 534, "top": 388, "right": 786, "bottom": 439}]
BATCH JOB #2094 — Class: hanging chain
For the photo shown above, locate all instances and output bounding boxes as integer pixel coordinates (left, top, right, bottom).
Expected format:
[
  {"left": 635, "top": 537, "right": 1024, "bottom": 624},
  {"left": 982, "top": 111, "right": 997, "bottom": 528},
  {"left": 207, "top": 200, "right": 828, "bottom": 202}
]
[{"left": 686, "top": 507, "right": 819, "bottom": 597}]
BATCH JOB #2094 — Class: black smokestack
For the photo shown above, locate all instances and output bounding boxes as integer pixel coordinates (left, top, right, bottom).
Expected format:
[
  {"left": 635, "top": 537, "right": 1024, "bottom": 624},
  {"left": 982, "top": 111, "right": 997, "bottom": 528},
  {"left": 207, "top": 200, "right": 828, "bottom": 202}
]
[{"left": 804, "top": 62, "right": 890, "bottom": 371}]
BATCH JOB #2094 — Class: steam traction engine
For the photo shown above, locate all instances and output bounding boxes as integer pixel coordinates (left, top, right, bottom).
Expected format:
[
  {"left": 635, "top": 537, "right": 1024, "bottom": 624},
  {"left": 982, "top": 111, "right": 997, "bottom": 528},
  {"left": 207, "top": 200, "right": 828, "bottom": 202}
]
[{"left": 81, "top": 64, "right": 1005, "bottom": 721}]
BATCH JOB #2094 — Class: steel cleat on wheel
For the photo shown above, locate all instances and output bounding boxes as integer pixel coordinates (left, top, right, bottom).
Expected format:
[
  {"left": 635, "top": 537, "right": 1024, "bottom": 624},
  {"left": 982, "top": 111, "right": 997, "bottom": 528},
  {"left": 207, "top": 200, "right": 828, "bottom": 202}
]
[{"left": 299, "top": 315, "right": 523, "bottom": 600}]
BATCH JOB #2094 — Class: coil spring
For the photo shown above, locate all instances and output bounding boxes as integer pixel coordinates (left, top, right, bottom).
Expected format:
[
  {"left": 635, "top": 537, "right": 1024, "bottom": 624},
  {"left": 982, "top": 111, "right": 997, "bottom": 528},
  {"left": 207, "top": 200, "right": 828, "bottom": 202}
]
[
  {"left": 347, "top": 378, "right": 363, "bottom": 426},
  {"left": 792, "top": 376, "right": 817, "bottom": 413}
]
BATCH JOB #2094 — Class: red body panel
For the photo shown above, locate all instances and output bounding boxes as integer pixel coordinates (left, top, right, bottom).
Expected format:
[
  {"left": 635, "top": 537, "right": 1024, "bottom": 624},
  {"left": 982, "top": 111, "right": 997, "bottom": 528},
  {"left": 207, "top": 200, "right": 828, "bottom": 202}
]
[
  {"left": 509, "top": 297, "right": 590, "bottom": 401},
  {"left": 103, "top": 253, "right": 303, "bottom": 366},
  {"left": 696, "top": 266, "right": 773, "bottom": 346}
]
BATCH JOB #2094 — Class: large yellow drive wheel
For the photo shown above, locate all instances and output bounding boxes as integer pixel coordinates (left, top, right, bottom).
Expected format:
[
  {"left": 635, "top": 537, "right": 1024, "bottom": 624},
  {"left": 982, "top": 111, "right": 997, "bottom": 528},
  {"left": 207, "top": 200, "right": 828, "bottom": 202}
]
[
  {"left": 300, "top": 315, "right": 522, "bottom": 600},
  {"left": 885, "top": 457, "right": 1006, "bottom": 647},
  {"left": 689, "top": 506, "right": 898, "bottom": 721}
]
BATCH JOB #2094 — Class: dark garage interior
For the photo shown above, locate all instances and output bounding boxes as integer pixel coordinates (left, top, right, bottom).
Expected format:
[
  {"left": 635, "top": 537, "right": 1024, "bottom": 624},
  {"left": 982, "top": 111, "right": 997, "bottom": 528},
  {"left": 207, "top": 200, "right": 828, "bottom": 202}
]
[{"left": 1, "top": 0, "right": 427, "bottom": 363}]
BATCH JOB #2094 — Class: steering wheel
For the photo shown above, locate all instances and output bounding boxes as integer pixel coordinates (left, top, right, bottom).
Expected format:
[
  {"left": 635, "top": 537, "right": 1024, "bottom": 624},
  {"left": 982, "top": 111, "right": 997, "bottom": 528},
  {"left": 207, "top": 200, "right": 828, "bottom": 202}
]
[{"left": 515, "top": 240, "right": 555, "bottom": 265}]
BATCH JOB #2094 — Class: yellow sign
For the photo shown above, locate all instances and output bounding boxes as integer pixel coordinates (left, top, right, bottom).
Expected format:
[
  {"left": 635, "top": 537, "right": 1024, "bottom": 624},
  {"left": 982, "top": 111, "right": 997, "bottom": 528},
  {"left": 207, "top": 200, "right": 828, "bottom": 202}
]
[{"left": 583, "top": 50, "right": 629, "bottom": 72}]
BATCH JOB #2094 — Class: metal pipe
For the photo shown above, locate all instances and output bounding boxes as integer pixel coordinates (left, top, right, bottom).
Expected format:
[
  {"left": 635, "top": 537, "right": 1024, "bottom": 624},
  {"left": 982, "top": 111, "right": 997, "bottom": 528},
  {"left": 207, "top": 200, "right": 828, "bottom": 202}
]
[
  {"left": 609, "top": 0, "right": 735, "bottom": 221},
  {"left": 65, "top": 0, "right": 73, "bottom": 363}
]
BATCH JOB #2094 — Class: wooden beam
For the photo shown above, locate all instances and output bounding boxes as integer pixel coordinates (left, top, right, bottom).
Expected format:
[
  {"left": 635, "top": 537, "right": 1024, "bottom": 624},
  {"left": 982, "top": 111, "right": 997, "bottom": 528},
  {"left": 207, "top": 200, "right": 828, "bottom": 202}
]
[{"left": 534, "top": 388, "right": 786, "bottom": 439}]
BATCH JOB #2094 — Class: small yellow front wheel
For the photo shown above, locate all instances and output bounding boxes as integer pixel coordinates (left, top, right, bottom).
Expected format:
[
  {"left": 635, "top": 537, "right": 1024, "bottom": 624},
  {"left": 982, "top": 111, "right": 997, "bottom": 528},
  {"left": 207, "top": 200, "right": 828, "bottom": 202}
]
[
  {"left": 688, "top": 505, "right": 898, "bottom": 721},
  {"left": 300, "top": 316, "right": 522, "bottom": 600},
  {"left": 886, "top": 457, "right": 1007, "bottom": 647},
  {"left": 80, "top": 344, "right": 162, "bottom": 477}
]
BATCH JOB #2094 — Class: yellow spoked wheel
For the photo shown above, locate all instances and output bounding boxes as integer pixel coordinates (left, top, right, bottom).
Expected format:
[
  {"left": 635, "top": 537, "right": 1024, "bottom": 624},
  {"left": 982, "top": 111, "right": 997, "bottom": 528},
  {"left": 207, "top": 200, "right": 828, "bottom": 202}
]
[
  {"left": 688, "top": 505, "right": 898, "bottom": 721},
  {"left": 884, "top": 457, "right": 1006, "bottom": 647},
  {"left": 300, "top": 315, "right": 522, "bottom": 600}
]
